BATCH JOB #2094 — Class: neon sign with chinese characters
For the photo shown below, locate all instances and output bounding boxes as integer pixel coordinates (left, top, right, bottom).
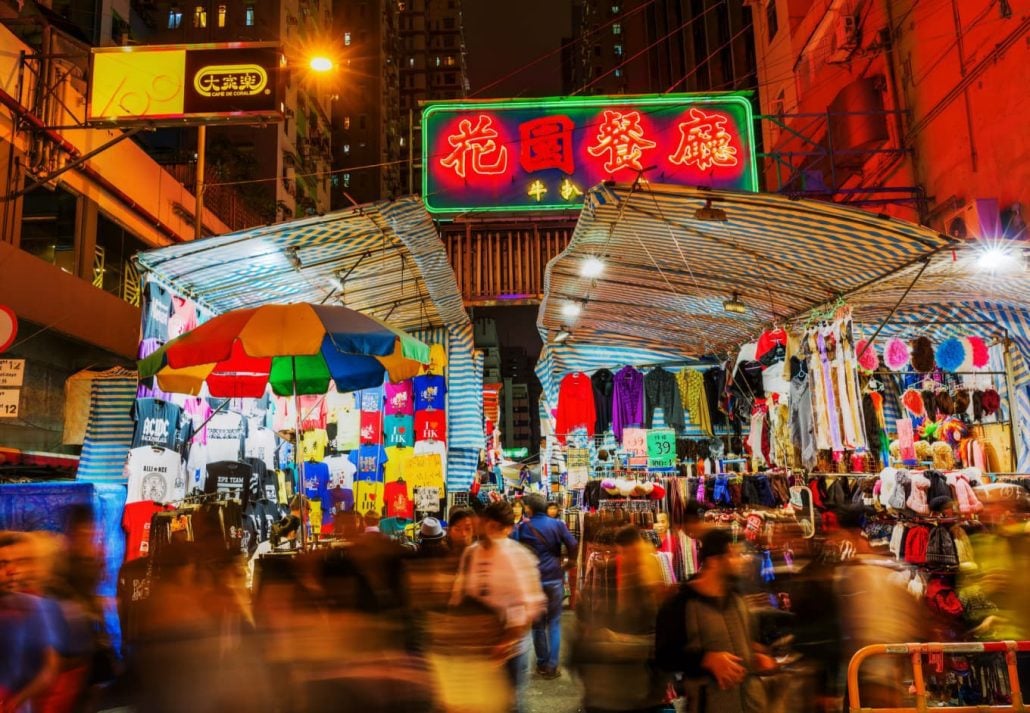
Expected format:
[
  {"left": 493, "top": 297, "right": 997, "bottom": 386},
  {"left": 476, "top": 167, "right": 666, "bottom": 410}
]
[{"left": 421, "top": 93, "right": 757, "bottom": 213}]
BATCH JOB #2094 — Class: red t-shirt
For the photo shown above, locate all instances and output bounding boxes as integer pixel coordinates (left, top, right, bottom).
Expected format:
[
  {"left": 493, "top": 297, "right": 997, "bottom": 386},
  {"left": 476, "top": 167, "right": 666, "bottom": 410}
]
[
  {"left": 359, "top": 411, "right": 383, "bottom": 444},
  {"left": 384, "top": 480, "right": 414, "bottom": 519},
  {"left": 122, "top": 501, "right": 171, "bottom": 562},
  {"left": 414, "top": 410, "right": 447, "bottom": 443}
]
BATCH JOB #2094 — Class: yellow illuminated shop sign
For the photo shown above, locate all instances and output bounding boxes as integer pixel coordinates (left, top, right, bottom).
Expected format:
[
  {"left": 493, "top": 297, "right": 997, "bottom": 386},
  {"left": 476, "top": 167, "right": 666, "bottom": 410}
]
[{"left": 88, "top": 43, "right": 282, "bottom": 125}]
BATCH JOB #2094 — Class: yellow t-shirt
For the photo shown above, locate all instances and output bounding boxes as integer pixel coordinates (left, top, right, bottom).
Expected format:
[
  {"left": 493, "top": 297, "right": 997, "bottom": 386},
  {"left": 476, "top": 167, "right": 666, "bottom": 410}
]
[
  {"left": 299, "top": 429, "right": 328, "bottom": 462},
  {"left": 406, "top": 453, "right": 444, "bottom": 491},
  {"left": 427, "top": 343, "right": 447, "bottom": 376},
  {"left": 355, "top": 480, "right": 385, "bottom": 518},
  {"left": 384, "top": 446, "right": 414, "bottom": 497}
]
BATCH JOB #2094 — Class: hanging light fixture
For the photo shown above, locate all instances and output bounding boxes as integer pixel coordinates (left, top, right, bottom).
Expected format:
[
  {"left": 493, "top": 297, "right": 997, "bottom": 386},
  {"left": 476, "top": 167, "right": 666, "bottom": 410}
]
[
  {"left": 284, "top": 246, "right": 302, "bottom": 270},
  {"left": 553, "top": 329, "right": 571, "bottom": 343},
  {"left": 580, "top": 256, "right": 605, "bottom": 278},
  {"left": 561, "top": 302, "right": 582, "bottom": 318},
  {"left": 723, "top": 292, "right": 746, "bottom": 314},
  {"left": 694, "top": 199, "right": 727, "bottom": 222}
]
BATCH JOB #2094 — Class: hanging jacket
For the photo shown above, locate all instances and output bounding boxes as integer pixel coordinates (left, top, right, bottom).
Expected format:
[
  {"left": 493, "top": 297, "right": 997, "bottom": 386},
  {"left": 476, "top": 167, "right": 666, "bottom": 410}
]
[
  {"left": 645, "top": 367, "right": 686, "bottom": 433},
  {"left": 612, "top": 366, "right": 645, "bottom": 442},
  {"left": 591, "top": 368, "right": 615, "bottom": 434},
  {"left": 556, "top": 372, "right": 597, "bottom": 444}
]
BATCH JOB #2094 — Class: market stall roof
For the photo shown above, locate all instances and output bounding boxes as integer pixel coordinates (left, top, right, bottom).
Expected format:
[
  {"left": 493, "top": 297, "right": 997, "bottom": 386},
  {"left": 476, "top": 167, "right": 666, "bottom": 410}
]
[
  {"left": 137, "top": 197, "right": 469, "bottom": 332},
  {"left": 537, "top": 182, "right": 957, "bottom": 358}
]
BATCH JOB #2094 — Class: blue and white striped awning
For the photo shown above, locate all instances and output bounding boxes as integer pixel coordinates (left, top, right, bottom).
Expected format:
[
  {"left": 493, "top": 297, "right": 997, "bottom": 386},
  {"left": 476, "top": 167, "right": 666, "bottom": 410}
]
[{"left": 538, "top": 182, "right": 956, "bottom": 357}]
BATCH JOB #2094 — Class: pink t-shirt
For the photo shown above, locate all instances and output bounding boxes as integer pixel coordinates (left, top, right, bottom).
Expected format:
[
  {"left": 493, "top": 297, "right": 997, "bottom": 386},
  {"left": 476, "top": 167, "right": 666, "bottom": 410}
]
[{"left": 384, "top": 381, "right": 415, "bottom": 416}]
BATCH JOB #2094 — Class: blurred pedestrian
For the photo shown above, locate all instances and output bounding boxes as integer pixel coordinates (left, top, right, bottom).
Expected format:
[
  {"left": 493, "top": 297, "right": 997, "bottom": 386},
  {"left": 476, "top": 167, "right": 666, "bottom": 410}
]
[
  {"left": 451, "top": 500, "right": 545, "bottom": 713},
  {"left": 546, "top": 502, "right": 560, "bottom": 520},
  {"left": 656, "top": 528, "right": 771, "bottom": 713},
  {"left": 511, "top": 499, "right": 526, "bottom": 525},
  {"left": 446, "top": 507, "right": 476, "bottom": 558},
  {"left": 0, "top": 531, "right": 59, "bottom": 713}
]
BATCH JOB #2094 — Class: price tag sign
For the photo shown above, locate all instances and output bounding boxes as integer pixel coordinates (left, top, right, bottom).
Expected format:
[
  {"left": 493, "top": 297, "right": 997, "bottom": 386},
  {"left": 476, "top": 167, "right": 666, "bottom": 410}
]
[
  {"left": 647, "top": 429, "right": 677, "bottom": 468},
  {"left": 567, "top": 447, "right": 589, "bottom": 490},
  {"left": 0, "top": 359, "right": 25, "bottom": 387},
  {"left": 0, "top": 389, "right": 20, "bottom": 418},
  {"left": 415, "top": 486, "right": 441, "bottom": 513}
]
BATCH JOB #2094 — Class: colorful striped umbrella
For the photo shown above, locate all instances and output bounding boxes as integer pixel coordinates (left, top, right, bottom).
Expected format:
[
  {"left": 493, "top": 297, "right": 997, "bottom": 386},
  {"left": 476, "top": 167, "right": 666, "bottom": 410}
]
[{"left": 138, "top": 303, "right": 429, "bottom": 397}]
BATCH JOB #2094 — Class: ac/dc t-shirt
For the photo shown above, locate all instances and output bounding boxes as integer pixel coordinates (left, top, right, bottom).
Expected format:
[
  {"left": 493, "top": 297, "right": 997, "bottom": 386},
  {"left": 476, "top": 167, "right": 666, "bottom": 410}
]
[
  {"left": 122, "top": 500, "right": 173, "bottom": 561},
  {"left": 414, "top": 410, "right": 447, "bottom": 443},
  {"left": 384, "top": 381, "right": 415, "bottom": 416},
  {"left": 348, "top": 443, "right": 388, "bottom": 482},
  {"left": 383, "top": 414, "right": 414, "bottom": 447},
  {"left": 384, "top": 480, "right": 413, "bottom": 519},
  {"left": 124, "top": 446, "right": 187, "bottom": 504},
  {"left": 359, "top": 411, "right": 383, "bottom": 444},
  {"left": 205, "top": 412, "right": 247, "bottom": 463},
  {"left": 132, "top": 399, "right": 185, "bottom": 450},
  {"left": 413, "top": 375, "right": 447, "bottom": 411},
  {"left": 204, "top": 460, "right": 254, "bottom": 506},
  {"left": 142, "top": 281, "right": 173, "bottom": 343}
]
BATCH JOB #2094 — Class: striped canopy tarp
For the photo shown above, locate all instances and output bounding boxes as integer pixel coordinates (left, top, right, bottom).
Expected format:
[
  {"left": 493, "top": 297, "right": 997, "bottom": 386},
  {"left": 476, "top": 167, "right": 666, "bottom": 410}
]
[
  {"left": 137, "top": 197, "right": 483, "bottom": 488},
  {"left": 537, "top": 182, "right": 956, "bottom": 357}
]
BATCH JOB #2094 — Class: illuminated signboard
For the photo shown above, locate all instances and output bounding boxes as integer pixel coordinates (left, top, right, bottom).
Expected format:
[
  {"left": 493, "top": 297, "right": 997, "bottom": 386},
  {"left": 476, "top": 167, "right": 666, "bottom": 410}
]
[
  {"left": 421, "top": 93, "right": 757, "bottom": 213},
  {"left": 88, "top": 43, "right": 283, "bottom": 125}
]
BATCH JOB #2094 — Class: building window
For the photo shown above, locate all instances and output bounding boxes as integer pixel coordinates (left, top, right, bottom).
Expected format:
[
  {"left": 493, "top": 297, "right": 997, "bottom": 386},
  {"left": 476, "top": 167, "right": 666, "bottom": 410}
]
[
  {"left": 614, "top": 43, "right": 623, "bottom": 56},
  {"left": 343, "top": 144, "right": 350, "bottom": 154},
  {"left": 217, "top": 4, "right": 226, "bottom": 27},
  {"left": 245, "top": 4, "right": 255, "bottom": 26},
  {"left": 193, "top": 5, "right": 206, "bottom": 27},
  {"left": 343, "top": 173, "right": 350, "bottom": 188},
  {"left": 408, "top": 57, "right": 415, "bottom": 67},
  {"left": 168, "top": 6, "right": 182, "bottom": 28},
  {"left": 435, "top": 56, "right": 441, "bottom": 66},
  {"left": 344, "top": 31, "right": 351, "bottom": 45},
  {"left": 343, "top": 116, "right": 350, "bottom": 129},
  {"left": 445, "top": 55, "right": 455, "bottom": 66},
  {"left": 614, "top": 68, "right": 623, "bottom": 77},
  {"left": 612, "top": 4, "right": 620, "bottom": 13},
  {"left": 612, "top": 23, "right": 621, "bottom": 35},
  {"left": 767, "top": 1, "right": 778, "bottom": 42}
]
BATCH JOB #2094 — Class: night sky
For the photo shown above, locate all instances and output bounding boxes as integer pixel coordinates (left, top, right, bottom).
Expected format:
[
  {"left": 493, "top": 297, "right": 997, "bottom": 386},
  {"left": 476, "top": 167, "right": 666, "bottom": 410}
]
[{"left": 463, "top": 0, "right": 572, "bottom": 98}]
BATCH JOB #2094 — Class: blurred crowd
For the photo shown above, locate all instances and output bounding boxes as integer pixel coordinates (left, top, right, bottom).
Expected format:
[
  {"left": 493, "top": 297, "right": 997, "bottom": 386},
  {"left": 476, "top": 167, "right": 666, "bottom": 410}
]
[{"left": 2, "top": 493, "right": 1029, "bottom": 713}]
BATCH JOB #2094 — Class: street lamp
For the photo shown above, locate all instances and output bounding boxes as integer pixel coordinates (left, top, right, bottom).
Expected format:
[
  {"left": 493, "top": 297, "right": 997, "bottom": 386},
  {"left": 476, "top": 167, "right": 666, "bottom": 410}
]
[{"left": 309, "top": 56, "right": 334, "bottom": 72}]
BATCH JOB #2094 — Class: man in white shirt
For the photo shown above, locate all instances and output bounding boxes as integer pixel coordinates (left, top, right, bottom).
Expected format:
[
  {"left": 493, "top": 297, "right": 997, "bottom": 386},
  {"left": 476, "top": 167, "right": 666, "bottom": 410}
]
[{"left": 451, "top": 501, "right": 545, "bottom": 713}]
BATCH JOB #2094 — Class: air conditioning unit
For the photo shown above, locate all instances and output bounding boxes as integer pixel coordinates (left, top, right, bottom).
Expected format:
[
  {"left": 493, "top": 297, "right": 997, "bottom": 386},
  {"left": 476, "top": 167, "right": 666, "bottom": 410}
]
[
  {"left": 827, "top": 14, "right": 860, "bottom": 63},
  {"left": 940, "top": 198, "right": 1001, "bottom": 240}
]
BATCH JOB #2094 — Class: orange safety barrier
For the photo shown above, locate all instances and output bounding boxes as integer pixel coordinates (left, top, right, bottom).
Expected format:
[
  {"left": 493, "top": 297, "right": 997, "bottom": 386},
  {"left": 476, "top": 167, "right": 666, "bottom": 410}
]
[{"left": 847, "top": 641, "right": 1030, "bottom": 713}]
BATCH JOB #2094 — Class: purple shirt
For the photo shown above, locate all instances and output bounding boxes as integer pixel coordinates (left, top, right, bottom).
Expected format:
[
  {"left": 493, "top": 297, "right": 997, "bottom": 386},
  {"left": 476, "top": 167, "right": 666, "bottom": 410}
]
[{"left": 612, "top": 366, "right": 645, "bottom": 442}]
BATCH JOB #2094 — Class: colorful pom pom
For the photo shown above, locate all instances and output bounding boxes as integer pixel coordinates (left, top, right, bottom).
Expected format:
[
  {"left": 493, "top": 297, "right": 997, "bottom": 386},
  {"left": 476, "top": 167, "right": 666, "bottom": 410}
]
[
  {"left": 902, "top": 388, "right": 925, "bottom": 416},
  {"left": 884, "top": 337, "right": 910, "bottom": 371},
  {"left": 935, "top": 337, "right": 966, "bottom": 373},
  {"left": 967, "top": 336, "right": 990, "bottom": 369},
  {"left": 855, "top": 339, "right": 879, "bottom": 372}
]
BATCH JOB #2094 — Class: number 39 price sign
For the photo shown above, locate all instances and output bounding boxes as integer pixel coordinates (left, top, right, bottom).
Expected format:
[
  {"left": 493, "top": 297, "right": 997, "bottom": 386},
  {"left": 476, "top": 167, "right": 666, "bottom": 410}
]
[{"left": 646, "top": 429, "right": 677, "bottom": 469}]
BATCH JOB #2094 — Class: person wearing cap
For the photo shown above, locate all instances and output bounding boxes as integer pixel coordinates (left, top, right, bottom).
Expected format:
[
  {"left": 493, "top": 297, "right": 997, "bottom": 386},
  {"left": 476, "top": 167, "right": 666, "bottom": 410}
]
[
  {"left": 511, "top": 493, "right": 578, "bottom": 680},
  {"left": 416, "top": 517, "right": 450, "bottom": 559},
  {"left": 655, "top": 528, "right": 770, "bottom": 713},
  {"left": 451, "top": 500, "right": 546, "bottom": 713}
]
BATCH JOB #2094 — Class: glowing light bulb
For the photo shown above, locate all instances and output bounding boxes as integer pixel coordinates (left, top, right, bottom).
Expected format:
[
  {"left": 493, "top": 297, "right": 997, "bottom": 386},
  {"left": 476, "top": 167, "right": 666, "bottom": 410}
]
[
  {"left": 309, "top": 56, "right": 334, "bottom": 72},
  {"left": 580, "top": 256, "right": 605, "bottom": 278},
  {"left": 561, "top": 302, "right": 582, "bottom": 318}
]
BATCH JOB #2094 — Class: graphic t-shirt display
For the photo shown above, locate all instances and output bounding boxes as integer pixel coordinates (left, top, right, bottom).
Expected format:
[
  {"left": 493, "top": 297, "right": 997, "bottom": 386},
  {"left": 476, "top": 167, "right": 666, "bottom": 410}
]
[
  {"left": 326, "top": 391, "right": 360, "bottom": 451},
  {"left": 297, "top": 395, "right": 328, "bottom": 431},
  {"left": 122, "top": 500, "right": 172, "bottom": 561},
  {"left": 413, "top": 375, "right": 447, "bottom": 411},
  {"left": 383, "top": 414, "right": 415, "bottom": 447},
  {"left": 426, "top": 343, "right": 448, "bottom": 376},
  {"left": 142, "top": 281, "right": 172, "bottom": 342},
  {"left": 384, "top": 480, "right": 414, "bottom": 519},
  {"left": 301, "top": 461, "right": 330, "bottom": 518},
  {"left": 182, "top": 397, "right": 213, "bottom": 445},
  {"left": 349, "top": 443, "right": 388, "bottom": 482},
  {"left": 413, "top": 439, "right": 447, "bottom": 479},
  {"left": 205, "top": 412, "right": 247, "bottom": 463},
  {"left": 132, "top": 399, "right": 185, "bottom": 450},
  {"left": 414, "top": 410, "right": 447, "bottom": 443},
  {"left": 124, "top": 446, "right": 187, "bottom": 504},
  {"left": 384, "top": 381, "right": 415, "bottom": 416},
  {"left": 299, "top": 429, "right": 329, "bottom": 462},
  {"left": 323, "top": 454, "right": 357, "bottom": 491},
  {"left": 354, "top": 480, "right": 385, "bottom": 517},
  {"left": 359, "top": 411, "right": 383, "bottom": 444},
  {"left": 244, "top": 425, "right": 278, "bottom": 470},
  {"left": 204, "top": 461, "right": 254, "bottom": 505},
  {"left": 359, "top": 386, "right": 383, "bottom": 412},
  {"left": 383, "top": 445, "right": 413, "bottom": 486},
  {"left": 327, "top": 486, "right": 354, "bottom": 517},
  {"left": 406, "top": 452, "right": 445, "bottom": 492},
  {"left": 167, "top": 296, "right": 197, "bottom": 339}
]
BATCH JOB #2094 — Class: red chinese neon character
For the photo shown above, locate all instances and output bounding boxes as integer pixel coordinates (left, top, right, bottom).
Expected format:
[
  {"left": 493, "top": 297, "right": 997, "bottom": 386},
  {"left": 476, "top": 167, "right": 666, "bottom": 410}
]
[
  {"left": 519, "top": 115, "right": 575, "bottom": 174},
  {"left": 668, "top": 108, "right": 739, "bottom": 171},
  {"left": 439, "top": 114, "right": 508, "bottom": 179},
  {"left": 586, "top": 110, "right": 656, "bottom": 173}
]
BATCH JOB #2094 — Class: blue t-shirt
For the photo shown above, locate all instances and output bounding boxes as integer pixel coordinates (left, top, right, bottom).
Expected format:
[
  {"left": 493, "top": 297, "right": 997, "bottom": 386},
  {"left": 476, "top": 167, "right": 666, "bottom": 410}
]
[
  {"left": 132, "top": 398, "right": 185, "bottom": 450},
  {"left": 512, "top": 514, "right": 579, "bottom": 582},
  {"left": 348, "top": 444, "right": 388, "bottom": 482},
  {"left": 383, "top": 414, "right": 414, "bottom": 448},
  {"left": 359, "top": 386, "right": 384, "bottom": 413},
  {"left": 301, "top": 461, "right": 330, "bottom": 509},
  {"left": 0, "top": 592, "right": 57, "bottom": 695},
  {"left": 413, "top": 375, "right": 447, "bottom": 411}
]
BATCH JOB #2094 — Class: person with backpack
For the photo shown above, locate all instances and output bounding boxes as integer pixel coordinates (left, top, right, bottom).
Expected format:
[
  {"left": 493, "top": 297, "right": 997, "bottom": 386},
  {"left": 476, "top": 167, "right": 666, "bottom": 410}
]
[
  {"left": 655, "top": 528, "right": 773, "bottom": 713},
  {"left": 511, "top": 493, "right": 578, "bottom": 679}
]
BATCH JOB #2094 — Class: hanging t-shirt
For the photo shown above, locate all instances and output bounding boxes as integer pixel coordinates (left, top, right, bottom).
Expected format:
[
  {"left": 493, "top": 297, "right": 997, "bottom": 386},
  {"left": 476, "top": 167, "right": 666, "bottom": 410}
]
[
  {"left": 167, "top": 296, "right": 198, "bottom": 339},
  {"left": 205, "top": 412, "right": 247, "bottom": 463},
  {"left": 326, "top": 390, "right": 361, "bottom": 451},
  {"left": 142, "top": 281, "right": 173, "bottom": 343},
  {"left": 406, "top": 452, "right": 445, "bottom": 492},
  {"left": 124, "top": 446, "right": 187, "bottom": 504},
  {"left": 359, "top": 386, "right": 384, "bottom": 413},
  {"left": 204, "top": 461, "right": 254, "bottom": 505},
  {"left": 426, "top": 343, "right": 447, "bottom": 376},
  {"left": 244, "top": 424, "right": 278, "bottom": 471},
  {"left": 301, "top": 461, "right": 330, "bottom": 517},
  {"left": 384, "top": 381, "right": 415, "bottom": 416},
  {"left": 299, "top": 429, "right": 329, "bottom": 462},
  {"left": 384, "top": 480, "right": 414, "bottom": 519},
  {"left": 359, "top": 411, "right": 383, "bottom": 444},
  {"left": 182, "top": 397, "right": 213, "bottom": 446},
  {"left": 349, "top": 443, "right": 388, "bottom": 482},
  {"left": 327, "top": 486, "right": 354, "bottom": 517},
  {"left": 323, "top": 454, "right": 357, "bottom": 491},
  {"left": 297, "top": 395, "right": 328, "bottom": 431},
  {"left": 413, "top": 440, "right": 447, "bottom": 480},
  {"left": 414, "top": 410, "right": 447, "bottom": 443},
  {"left": 413, "top": 375, "right": 447, "bottom": 411},
  {"left": 354, "top": 480, "right": 385, "bottom": 517},
  {"left": 132, "top": 399, "right": 185, "bottom": 450},
  {"left": 276, "top": 470, "right": 291, "bottom": 505},
  {"left": 245, "top": 457, "right": 279, "bottom": 502},
  {"left": 383, "top": 414, "right": 415, "bottom": 447},
  {"left": 383, "top": 445, "right": 413, "bottom": 485},
  {"left": 122, "top": 500, "right": 172, "bottom": 561}
]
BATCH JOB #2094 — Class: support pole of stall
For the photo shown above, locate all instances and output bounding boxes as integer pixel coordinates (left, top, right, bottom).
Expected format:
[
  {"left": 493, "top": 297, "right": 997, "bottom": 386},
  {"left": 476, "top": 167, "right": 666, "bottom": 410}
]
[
  {"left": 1002, "top": 336, "right": 1022, "bottom": 470},
  {"left": 195, "top": 124, "right": 206, "bottom": 240},
  {"left": 292, "top": 356, "right": 306, "bottom": 551},
  {"left": 855, "top": 259, "right": 930, "bottom": 363}
]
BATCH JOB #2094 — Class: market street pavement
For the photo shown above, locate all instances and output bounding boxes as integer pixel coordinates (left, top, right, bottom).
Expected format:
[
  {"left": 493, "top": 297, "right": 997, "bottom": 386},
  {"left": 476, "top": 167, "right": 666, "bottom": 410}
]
[{"left": 526, "top": 610, "right": 582, "bottom": 713}]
